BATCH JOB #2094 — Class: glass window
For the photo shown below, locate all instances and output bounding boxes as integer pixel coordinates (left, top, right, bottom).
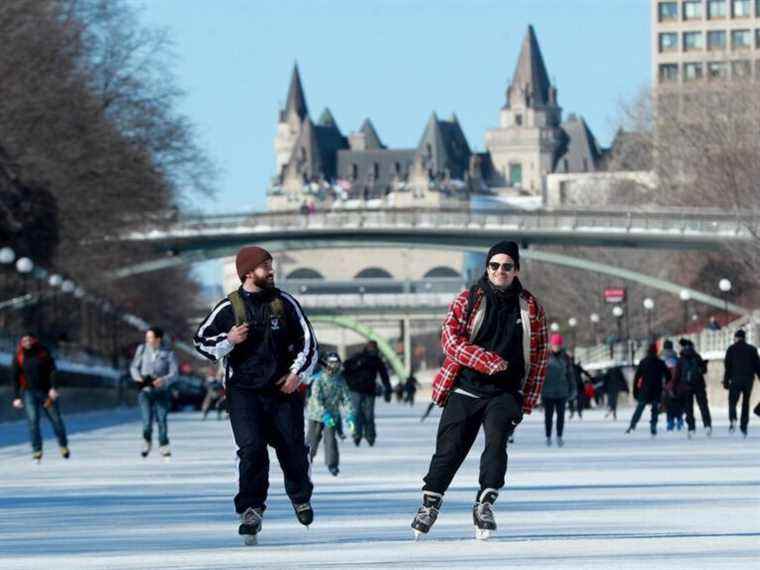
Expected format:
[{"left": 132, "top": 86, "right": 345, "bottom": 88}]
[
  {"left": 732, "top": 0, "right": 751, "bottom": 16},
  {"left": 684, "top": 0, "right": 703, "bottom": 19},
  {"left": 707, "top": 61, "right": 730, "bottom": 78},
  {"left": 659, "top": 32, "right": 679, "bottom": 51},
  {"left": 708, "top": 0, "right": 728, "bottom": 17},
  {"left": 683, "top": 31, "right": 704, "bottom": 50},
  {"left": 509, "top": 163, "right": 522, "bottom": 185},
  {"left": 732, "top": 29, "right": 752, "bottom": 48},
  {"left": 684, "top": 62, "right": 704, "bottom": 80},
  {"left": 658, "top": 2, "right": 679, "bottom": 21},
  {"left": 732, "top": 59, "right": 751, "bottom": 76},
  {"left": 659, "top": 63, "right": 679, "bottom": 82},
  {"left": 707, "top": 30, "right": 727, "bottom": 49}
]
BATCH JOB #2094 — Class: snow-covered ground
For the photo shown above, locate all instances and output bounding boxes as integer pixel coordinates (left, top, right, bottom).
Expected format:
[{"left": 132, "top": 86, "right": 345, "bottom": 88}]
[{"left": 1, "top": 403, "right": 758, "bottom": 570}]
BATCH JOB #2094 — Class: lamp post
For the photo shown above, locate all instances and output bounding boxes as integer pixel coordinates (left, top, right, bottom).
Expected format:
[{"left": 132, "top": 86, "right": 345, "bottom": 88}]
[
  {"left": 643, "top": 297, "right": 654, "bottom": 339},
  {"left": 679, "top": 289, "right": 690, "bottom": 333},
  {"left": 550, "top": 322, "right": 560, "bottom": 333},
  {"left": 612, "top": 305, "right": 624, "bottom": 362},
  {"left": 15, "top": 257, "right": 34, "bottom": 331},
  {"left": 568, "top": 317, "right": 577, "bottom": 350},
  {"left": 719, "top": 278, "right": 732, "bottom": 318},
  {"left": 590, "top": 313, "right": 600, "bottom": 344},
  {"left": 48, "top": 274, "right": 62, "bottom": 338},
  {"left": 0, "top": 246, "right": 15, "bottom": 296}
]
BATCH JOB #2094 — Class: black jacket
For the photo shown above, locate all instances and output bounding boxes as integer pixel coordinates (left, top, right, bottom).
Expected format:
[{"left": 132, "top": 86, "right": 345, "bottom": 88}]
[
  {"left": 343, "top": 350, "right": 391, "bottom": 395},
  {"left": 193, "top": 287, "right": 319, "bottom": 391},
  {"left": 12, "top": 344, "right": 57, "bottom": 399},
  {"left": 633, "top": 355, "right": 670, "bottom": 403},
  {"left": 674, "top": 347, "right": 707, "bottom": 392},
  {"left": 724, "top": 340, "right": 760, "bottom": 388}
]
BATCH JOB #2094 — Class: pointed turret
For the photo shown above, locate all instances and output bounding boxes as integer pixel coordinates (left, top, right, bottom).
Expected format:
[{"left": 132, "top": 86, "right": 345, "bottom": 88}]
[
  {"left": 283, "top": 63, "right": 308, "bottom": 121},
  {"left": 318, "top": 107, "right": 337, "bottom": 128},
  {"left": 507, "top": 25, "right": 553, "bottom": 108},
  {"left": 416, "top": 113, "right": 471, "bottom": 179},
  {"left": 358, "top": 118, "right": 385, "bottom": 149}
]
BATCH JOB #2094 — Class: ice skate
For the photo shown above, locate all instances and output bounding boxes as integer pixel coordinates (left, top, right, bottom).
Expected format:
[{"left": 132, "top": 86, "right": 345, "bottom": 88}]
[
  {"left": 32, "top": 451, "right": 42, "bottom": 464},
  {"left": 411, "top": 491, "right": 442, "bottom": 539},
  {"left": 293, "top": 502, "right": 313, "bottom": 527},
  {"left": 729, "top": 421, "right": 736, "bottom": 433},
  {"left": 473, "top": 488, "right": 498, "bottom": 540},
  {"left": 328, "top": 466, "right": 339, "bottom": 477},
  {"left": 705, "top": 427, "right": 712, "bottom": 437},
  {"left": 238, "top": 507, "right": 263, "bottom": 546},
  {"left": 687, "top": 430, "right": 694, "bottom": 439},
  {"left": 556, "top": 437, "right": 564, "bottom": 447},
  {"left": 60, "top": 446, "right": 70, "bottom": 459},
  {"left": 545, "top": 437, "right": 552, "bottom": 446},
  {"left": 160, "top": 445, "right": 172, "bottom": 461},
  {"left": 141, "top": 440, "right": 151, "bottom": 458}
]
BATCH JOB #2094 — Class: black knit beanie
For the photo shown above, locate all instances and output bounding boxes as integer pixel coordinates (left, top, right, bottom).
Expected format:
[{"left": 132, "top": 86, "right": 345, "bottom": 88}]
[{"left": 486, "top": 240, "right": 520, "bottom": 270}]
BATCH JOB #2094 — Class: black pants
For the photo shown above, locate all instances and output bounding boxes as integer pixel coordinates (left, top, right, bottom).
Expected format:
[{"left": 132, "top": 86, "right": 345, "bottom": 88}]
[
  {"left": 607, "top": 390, "right": 620, "bottom": 414},
  {"left": 422, "top": 391, "right": 521, "bottom": 496},
  {"left": 729, "top": 384, "right": 753, "bottom": 432},
  {"left": 351, "top": 392, "right": 376, "bottom": 445},
  {"left": 307, "top": 419, "right": 339, "bottom": 469},
  {"left": 685, "top": 387, "right": 712, "bottom": 431},
  {"left": 543, "top": 397, "right": 566, "bottom": 438},
  {"left": 629, "top": 398, "right": 660, "bottom": 434},
  {"left": 227, "top": 387, "right": 313, "bottom": 514}
]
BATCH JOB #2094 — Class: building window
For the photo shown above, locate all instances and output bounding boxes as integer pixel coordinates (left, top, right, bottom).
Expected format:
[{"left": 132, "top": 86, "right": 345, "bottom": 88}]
[
  {"left": 509, "top": 163, "right": 522, "bottom": 186},
  {"left": 732, "top": 29, "right": 752, "bottom": 48},
  {"left": 658, "top": 2, "right": 678, "bottom": 21},
  {"left": 659, "top": 32, "right": 679, "bottom": 52},
  {"left": 351, "top": 163, "right": 358, "bottom": 180},
  {"left": 683, "top": 31, "right": 704, "bottom": 50},
  {"left": 707, "top": 30, "right": 727, "bottom": 49},
  {"left": 372, "top": 162, "right": 379, "bottom": 179},
  {"left": 707, "top": 61, "right": 730, "bottom": 78},
  {"left": 659, "top": 63, "right": 679, "bottom": 82},
  {"left": 732, "top": 0, "right": 751, "bottom": 16},
  {"left": 683, "top": 0, "right": 703, "bottom": 19},
  {"left": 394, "top": 162, "right": 401, "bottom": 176},
  {"left": 708, "top": 0, "right": 728, "bottom": 18},
  {"left": 684, "top": 62, "right": 704, "bottom": 80},
  {"left": 515, "top": 114, "right": 523, "bottom": 126},
  {"left": 732, "top": 59, "right": 752, "bottom": 76}
]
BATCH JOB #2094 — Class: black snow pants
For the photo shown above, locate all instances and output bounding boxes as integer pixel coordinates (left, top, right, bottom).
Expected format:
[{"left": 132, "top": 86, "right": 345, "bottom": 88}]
[
  {"left": 729, "top": 384, "right": 753, "bottom": 432},
  {"left": 227, "top": 386, "right": 313, "bottom": 513},
  {"left": 685, "top": 387, "right": 712, "bottom": 431},
  {"left": 422, "top": 391, "right": 521, "bottom": 497}
]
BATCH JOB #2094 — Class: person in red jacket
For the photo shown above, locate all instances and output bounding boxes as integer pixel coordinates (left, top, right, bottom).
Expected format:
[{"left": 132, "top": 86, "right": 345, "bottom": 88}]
[
  {"left": 411, "top": 241, "right": 548, "bottom": 540},
  {"left": 11, "top": 334, "right": 69, "bottom": 462}
]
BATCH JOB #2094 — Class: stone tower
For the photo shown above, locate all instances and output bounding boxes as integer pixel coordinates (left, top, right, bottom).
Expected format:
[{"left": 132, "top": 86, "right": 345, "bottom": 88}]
[
  {"left": 485, "top": 25, "right": 563, "bottom": 193},
  {"left": 274, "top": 63, "right": 309, "bottom": 177}
]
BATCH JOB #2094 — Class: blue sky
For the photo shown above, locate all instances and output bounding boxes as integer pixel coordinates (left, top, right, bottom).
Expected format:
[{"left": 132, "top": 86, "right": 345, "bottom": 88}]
[{"left": 135, "top": 0, "right": 651, "bottom": 214}]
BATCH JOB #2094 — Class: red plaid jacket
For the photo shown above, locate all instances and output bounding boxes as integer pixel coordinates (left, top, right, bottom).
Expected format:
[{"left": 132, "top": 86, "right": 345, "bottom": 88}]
[{"left": 430, "top": 287, "right": 549, "bottom": 415}]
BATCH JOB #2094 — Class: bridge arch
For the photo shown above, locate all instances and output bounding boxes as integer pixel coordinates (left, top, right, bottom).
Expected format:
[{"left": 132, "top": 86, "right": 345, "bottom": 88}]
[
  {"left": 354, "top": 267, "right": 394, "bottom": 279},
  {"left": 286, "top": 267, "right": 324, "bottom": 280},
  {"left": 309, "top": 315, "right": 406, "bottom": 379},
  {"left": 424, "top": 266, "right": 461, "bottom": 279}
]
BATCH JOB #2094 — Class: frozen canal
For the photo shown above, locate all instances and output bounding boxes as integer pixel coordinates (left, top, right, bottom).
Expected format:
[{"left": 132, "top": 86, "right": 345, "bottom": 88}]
[{"left": 1, "top": 402, "right": 758, "bottom": 569}]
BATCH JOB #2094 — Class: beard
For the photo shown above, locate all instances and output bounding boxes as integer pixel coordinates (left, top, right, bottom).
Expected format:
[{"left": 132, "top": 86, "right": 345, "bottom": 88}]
[{"left": 252, "top": 274, "right": 275, "bottom": 289}]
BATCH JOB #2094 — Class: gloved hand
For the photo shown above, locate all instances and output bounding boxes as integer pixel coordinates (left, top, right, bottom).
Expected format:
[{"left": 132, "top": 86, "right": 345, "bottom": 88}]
[
  {"left": 383, "top": 388, "right": 392, "bottom": 403},
  {"left": 322, "top": 411, "right": 336, "bottom": 428},
  {"left": 346, "top": 414, "right": 357, "bottom": 435}
]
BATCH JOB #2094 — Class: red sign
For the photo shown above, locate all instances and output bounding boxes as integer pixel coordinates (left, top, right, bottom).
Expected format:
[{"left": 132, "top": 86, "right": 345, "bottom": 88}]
[{"left": 604, "top": 288, "right": 626, "bottom": 304}]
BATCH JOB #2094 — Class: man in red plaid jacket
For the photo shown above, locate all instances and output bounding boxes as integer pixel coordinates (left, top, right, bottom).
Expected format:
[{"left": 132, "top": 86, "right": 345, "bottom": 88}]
[{"left": 411, "top": 241, "right": 548, "bottom": 539}]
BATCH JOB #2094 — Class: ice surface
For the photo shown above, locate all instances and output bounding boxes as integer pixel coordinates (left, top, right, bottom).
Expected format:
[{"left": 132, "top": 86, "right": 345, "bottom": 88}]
[{"left": 1, "top": 403, "right": 758, "bottom": 569}]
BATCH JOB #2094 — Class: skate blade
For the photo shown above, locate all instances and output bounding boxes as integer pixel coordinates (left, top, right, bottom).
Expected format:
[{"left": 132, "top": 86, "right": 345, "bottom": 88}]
[
  {"left": 243, "top": 534, "right": 258, "bottom": 546},
  {"left": 475, "top": 527, "right": 492, "bottom": 541}
]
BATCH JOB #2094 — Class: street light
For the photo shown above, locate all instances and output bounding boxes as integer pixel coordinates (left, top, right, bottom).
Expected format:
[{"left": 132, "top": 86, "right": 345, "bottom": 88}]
[
  {"left": 590, "top": 312, "right": 600, "bottom": 344},
  {"left": 719, "top": 278, "right": 732, "bottom": 317},
  {"left": 0, "top": 247, "right": 15, "bottom": 264},
  {"left": 16, "top": 257, "right": 33, "bottom": 275},
  {"left": 550, "top": 322, "right": 560, "bottom": 333},
  {"left": 61, "top": 280, "right": 75, "bottom": 293},
  {"left": 567, "top": 317, "right": 577, "bottom": 350},
  {"left": 679, "top": 289, "right": 690, "bottom": 332},
  {"left": 643, "top": 297, "right": 654, "bottom": 338},
  {"left": 49, "top": 274, "right": 63, "bottom": 288}
]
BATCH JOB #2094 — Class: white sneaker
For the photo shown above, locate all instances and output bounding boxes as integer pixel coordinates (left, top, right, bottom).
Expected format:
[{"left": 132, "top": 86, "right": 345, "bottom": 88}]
[
  {"left": 141, "top": 440, "right": 151, "bottom": 458},
  {"left": 159, "top": 445, "right": 171, "bottom": 457}
]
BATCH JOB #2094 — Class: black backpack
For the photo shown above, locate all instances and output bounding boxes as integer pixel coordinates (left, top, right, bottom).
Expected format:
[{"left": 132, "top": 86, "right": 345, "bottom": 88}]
[{"left": 681, "top": 356, "right": 702, "bottom": 386}]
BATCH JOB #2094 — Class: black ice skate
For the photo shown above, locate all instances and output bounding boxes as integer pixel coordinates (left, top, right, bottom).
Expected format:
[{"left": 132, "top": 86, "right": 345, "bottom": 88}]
[
  {"left": 238, "top": 506, "right": 264, "bottom": 546},
  {"left": 294, "top": 502, "right": 314, "bottom": 527},
  {"left": 473, "top": 488, "right": 498, "bottom": 540},
  {"left": 411, "top": 491, "right": 442, "bottom": 540}
]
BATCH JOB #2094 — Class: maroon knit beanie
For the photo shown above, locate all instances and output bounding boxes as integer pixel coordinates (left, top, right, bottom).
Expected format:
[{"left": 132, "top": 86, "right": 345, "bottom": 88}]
[{"left": 235, "top": 246, "right": 272, "bottom": 281}]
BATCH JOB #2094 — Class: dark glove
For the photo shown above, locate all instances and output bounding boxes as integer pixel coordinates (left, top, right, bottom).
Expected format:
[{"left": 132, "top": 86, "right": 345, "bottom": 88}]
[
  {"left": 509, "top": 413, "right": 523, "bottom": 431},
  {"left": 141, "top": 375, "right": 155, "bottom": 390}
]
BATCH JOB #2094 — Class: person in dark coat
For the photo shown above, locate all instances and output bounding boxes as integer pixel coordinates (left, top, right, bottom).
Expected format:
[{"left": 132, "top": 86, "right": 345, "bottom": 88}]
[
  {"left": 11, "top": 334, "right": 69, "bottom": 461},
  {"left": 541, "top": 334, "right": 576, "bottom": 447},
  {"left": 675, "top": 339, "right": 712, "bottom": 438},
  {"left": 626, "top": 344, "right": 670, "bottom": 436},
  {"left": 723, "top": 329, "right": 760, "bottom": 437},
  {"left": 403, "top": 374, "right": 421, "bottom": 406},
  {"left": 659, "top": 340, "right": 683, "bottom": 431},
  {"left": 343, "top": 341, "right": 391, "bottom": 446},
  {"left": 603, "top": 366, "right": 628, "bottom": 420}
]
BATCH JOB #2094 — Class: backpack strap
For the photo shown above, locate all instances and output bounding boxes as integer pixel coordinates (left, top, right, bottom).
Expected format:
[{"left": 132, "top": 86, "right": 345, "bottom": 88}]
[{"left": 227, "top": 290, "right": 248, "bottom": 326}]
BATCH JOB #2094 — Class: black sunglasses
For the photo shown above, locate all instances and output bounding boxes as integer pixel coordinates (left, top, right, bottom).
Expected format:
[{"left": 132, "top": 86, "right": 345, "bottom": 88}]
[{"left": 488, "top": 262, "right": 515, "bottom": 272}]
